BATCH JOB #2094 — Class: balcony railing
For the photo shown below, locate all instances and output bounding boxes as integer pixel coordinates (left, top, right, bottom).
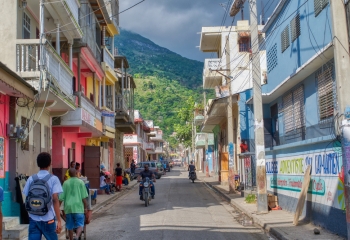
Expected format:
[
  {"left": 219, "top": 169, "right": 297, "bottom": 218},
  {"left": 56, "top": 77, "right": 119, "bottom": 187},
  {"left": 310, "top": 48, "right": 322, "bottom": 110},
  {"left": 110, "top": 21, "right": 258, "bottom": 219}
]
[
  {"left": 16, "top": 39, "right": 74, "bottom": 101},
  {"left": 116, "top": 95, "right": 128, "bottom": 112},
  {"left": 155, "top": 147, "right": 163, "bottom": 153},
  {"left": 123, "top": 134, "right": 142, "bottom": 145},
  {"left": 195, "top": 133, "right": 207, "bottom": 148},
  {"left": 81, "top": 95, "right": 101, "bottom": 121},
  {"left": 203, "top": 58, "right": 223, "bottom": 89},
  {"left": 103, "top": 116, "right": 115, "bottom": 129},
  {"left": 144, "top": 142, "right": 155, "bottom": 151},
  {"left": 103, "top": 47, "right": 114, "bottom": 70},
  {"left": 106, "top": 95, "right": 113, "bottom": 110}
]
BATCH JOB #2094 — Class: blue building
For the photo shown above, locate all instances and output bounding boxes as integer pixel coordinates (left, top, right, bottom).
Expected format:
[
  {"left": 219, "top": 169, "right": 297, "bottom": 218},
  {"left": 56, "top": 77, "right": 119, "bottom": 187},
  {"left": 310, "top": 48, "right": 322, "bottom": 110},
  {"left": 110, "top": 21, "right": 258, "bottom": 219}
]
[{"left": 239, "top": 0, "right": 347, "bottom": 236}]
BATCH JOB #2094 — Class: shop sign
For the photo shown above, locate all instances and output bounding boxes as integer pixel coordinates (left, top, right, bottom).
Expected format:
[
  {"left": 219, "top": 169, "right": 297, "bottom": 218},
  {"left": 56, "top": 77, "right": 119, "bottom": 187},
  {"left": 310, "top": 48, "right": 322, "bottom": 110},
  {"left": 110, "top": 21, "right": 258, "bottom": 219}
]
[
  {"left": 101, "top": 110, "right": 115, "bottom": 117},
  {"left": 229, "top": 142, "right": 234, "bottom": 167}
]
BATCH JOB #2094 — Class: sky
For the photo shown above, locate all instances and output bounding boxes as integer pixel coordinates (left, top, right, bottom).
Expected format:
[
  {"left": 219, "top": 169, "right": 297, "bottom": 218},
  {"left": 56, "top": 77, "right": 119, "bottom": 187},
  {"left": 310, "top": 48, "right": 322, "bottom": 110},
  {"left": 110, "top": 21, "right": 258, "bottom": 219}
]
[{"left": 119, "top": 0, "right": 280, "bottom": 62}]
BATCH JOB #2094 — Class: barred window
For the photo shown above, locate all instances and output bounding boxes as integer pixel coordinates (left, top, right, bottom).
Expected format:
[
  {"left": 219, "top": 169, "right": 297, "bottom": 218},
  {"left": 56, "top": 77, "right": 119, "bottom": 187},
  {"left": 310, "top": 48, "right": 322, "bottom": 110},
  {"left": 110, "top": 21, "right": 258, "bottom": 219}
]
[
  {"left": 290, "top": 14, "right": 301, "bottom": 42},
  {"left": 283, "top": 85, "right": 305, "bottom": 134},
  {"left": 267, "top": 44, "right": 278, "bottom": 73},
  {"left": 281, "top": 25, "right": 290, "bottom": 53},
  {"left": 316, "top": 62, "right": 335, "bottom": 121},
  {"left": 314, "top": 0, "right": 329, "bottom": 17},
  {"left": 21, "top": 117, "right": 29, "bottom": 151}
]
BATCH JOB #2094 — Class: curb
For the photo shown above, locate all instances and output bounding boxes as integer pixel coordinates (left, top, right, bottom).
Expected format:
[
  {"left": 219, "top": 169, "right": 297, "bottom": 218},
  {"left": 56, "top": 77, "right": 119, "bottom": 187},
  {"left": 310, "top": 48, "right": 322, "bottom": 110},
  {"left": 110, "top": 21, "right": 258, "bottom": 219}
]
[{"left": 202, "top": 179, "right": 286, "bottom": 240}]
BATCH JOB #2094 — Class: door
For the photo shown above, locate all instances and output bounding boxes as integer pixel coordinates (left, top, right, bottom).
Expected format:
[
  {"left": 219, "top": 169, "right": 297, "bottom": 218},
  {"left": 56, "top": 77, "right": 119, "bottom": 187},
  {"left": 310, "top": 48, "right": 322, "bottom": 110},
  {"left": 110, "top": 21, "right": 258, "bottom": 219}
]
[
  {"left": 83, "top": 146, "right": 101, "bottom": 189},
  {"left": 221, "top": 152, "right": 229, "bottom": 182}
]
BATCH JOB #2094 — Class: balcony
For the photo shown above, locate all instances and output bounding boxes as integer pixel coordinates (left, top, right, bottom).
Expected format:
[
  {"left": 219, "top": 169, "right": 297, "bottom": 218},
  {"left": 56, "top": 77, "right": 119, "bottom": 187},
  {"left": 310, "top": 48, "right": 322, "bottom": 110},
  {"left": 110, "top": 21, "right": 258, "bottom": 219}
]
[
  {"left": 150, "top": 132, "right": 163, "bottom": 142},
  {"left": 116, "top": 95, "right": 128, "bottom": 113},
  {"left": 81, "top": 96, "right": 101, "bottom": 121},
  {"left": 194, "top": 109, "right": 204, "bottom": 126},
  {"left": 103, "top": 116, "right": 115, "bottom": 129},
  {"left": 195, "top": 133, "right": 207, "bottom": 148},
  {"left": 203, "top": 58, "right": 223, "bottom": 89},
  {"left": 155, "top": 147, "right": 163, "bottom": 154},
  {"left": 106, "top": 95, "right": 113, "bottom": 111},
  {"left": 123, "top": 134, "right": 143, "bottom": 145},
  {"left": 102, "top": 47, "right": 115, "bottom": 71},
  {"left": 27, "top": 0, "right": 82, "bottom": 39},
  {"left": 16, "top": 40, "right": 74, "bottom": 101},
  {"left": 144, "top": 142, "right": 155, "bottom": 151}
]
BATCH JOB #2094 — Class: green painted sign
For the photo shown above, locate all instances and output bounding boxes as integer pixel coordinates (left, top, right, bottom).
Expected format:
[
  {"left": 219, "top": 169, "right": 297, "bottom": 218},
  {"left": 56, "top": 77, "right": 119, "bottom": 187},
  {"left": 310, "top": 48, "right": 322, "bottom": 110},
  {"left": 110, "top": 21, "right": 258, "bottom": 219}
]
[{"left": 270, "top": 176, "right": 325, "bottom": 195}]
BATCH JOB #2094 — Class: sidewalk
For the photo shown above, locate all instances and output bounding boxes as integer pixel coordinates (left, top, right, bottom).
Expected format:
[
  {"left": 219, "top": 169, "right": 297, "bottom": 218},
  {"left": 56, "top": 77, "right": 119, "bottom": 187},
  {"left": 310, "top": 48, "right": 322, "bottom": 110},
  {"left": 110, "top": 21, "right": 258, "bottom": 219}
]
[
  {"left": 198, "top": 172, "right": 344, "bottom": 240},
  {"left": 90, "top": 179, "right": 139, "bottom": 213}
]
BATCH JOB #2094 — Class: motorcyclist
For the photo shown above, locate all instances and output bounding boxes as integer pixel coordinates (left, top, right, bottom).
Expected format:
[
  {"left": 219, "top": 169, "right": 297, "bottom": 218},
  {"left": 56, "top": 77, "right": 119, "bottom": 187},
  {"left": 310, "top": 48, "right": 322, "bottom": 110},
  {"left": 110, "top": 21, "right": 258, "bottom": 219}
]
[
  {"left": 188, "top": 161, "right": 196, "bottom": 178},
  {"left": 137, "top": 164, "right": 156, "bottom": 200}
]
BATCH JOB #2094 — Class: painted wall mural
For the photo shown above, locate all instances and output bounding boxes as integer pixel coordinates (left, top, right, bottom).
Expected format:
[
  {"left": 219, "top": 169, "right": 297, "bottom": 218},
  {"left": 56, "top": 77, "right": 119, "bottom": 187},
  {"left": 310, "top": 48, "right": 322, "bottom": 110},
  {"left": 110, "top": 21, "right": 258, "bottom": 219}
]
[{"left": 265, "top": 149, "right": 345, "bottom": 210}]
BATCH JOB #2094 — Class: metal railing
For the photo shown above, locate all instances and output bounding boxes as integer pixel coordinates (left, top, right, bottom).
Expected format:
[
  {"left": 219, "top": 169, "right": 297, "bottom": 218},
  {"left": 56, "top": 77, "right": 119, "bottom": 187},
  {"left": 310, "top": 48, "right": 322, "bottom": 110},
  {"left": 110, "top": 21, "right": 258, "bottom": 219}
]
[
  {"left": 106, "top": 95, "right": 113, "bottom": 110},
  {"left": 16, "top": 39, "right": 74, "bottom": 100}
]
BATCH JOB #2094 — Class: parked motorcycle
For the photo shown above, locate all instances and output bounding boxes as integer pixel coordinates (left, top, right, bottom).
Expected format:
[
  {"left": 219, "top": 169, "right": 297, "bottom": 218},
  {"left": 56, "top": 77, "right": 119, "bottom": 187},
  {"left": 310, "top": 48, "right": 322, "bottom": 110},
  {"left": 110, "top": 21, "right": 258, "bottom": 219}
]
[
  {"left": 140, "top": 177, "right": 153, "bottom": 207},
  {"left": 189, "top": 171, "right": 196, "bottom": 183},
  {"left": 125, "top": 169, "right": 134, "bottom": 181}
]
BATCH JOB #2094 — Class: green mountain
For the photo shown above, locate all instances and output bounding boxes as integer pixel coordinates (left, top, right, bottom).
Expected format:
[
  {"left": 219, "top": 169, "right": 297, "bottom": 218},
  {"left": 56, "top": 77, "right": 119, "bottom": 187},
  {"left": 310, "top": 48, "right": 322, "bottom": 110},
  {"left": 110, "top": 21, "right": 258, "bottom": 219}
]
[{"left": 114, "top": 29, "right": 211, "bottom": 138}]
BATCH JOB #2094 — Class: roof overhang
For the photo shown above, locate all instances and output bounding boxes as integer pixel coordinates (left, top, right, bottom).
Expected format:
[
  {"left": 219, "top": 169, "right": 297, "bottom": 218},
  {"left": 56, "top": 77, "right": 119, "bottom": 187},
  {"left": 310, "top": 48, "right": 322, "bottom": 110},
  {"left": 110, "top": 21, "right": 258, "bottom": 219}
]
[
  {"left": 246, "top": 43, "right": 334, "bottom": 104},
  {"left": 262, "top": 0, "right": 289, "bottom": 33},
  {"left": 204, "top": 94, "right": 238, "bottom": 125},
  {"left": 114, "top": 56, "right": 129, "bottom": 69}
]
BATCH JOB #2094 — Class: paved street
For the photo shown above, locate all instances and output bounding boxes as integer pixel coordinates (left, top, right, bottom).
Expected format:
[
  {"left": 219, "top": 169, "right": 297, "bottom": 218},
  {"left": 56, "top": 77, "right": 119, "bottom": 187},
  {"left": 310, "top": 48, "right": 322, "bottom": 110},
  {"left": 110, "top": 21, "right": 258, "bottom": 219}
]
[{"left": 84, "top": 167, "right": 270, "bottom": 240}]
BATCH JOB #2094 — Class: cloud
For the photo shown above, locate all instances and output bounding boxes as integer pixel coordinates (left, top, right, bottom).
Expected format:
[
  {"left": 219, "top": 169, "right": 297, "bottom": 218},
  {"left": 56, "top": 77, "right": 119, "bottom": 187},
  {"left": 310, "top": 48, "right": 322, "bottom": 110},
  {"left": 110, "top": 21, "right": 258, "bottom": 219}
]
[{"left": 119, "top": 0, "right": 278, "bottom": 61}]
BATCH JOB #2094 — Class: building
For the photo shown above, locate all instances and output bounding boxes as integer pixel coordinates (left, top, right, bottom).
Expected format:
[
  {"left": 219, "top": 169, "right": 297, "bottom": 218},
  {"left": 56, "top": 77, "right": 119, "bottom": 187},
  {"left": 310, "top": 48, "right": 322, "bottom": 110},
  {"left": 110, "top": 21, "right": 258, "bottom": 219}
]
[
  {"left": 0, "top": 62, "right": 37, "bottom": 217},
  {"left": 123, "top": 110, "right": 150, "bottom": 166},
  {"left": 238, "top": 0, "right": 347, "bottom": 237},
  {"left": 148, "top": 126, "right": 165, "bottom": 160},
  {"left": 198, "top": 20, "right": 266, "bottom": 190}
]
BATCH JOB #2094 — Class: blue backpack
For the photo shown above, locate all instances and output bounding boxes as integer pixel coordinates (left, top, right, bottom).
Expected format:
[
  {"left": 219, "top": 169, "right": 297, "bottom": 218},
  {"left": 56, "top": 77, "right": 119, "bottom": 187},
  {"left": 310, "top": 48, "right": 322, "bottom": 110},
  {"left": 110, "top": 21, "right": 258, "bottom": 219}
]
[{"left": 25, "top": 174, "right": 52, "bottom": 216}]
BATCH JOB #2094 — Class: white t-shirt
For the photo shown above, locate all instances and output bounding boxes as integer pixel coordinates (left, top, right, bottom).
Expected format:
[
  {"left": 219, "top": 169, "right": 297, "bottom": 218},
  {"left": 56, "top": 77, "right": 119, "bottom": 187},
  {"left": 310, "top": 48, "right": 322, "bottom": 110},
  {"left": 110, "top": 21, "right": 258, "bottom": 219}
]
[{"left": 100, "top": 176, "right": 106, "bottom": 187}]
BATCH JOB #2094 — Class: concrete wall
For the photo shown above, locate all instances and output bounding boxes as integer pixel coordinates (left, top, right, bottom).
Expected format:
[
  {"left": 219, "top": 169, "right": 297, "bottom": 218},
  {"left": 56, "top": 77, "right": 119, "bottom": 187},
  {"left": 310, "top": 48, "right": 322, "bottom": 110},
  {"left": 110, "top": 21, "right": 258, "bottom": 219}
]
[{"left": 263, "top": 0, "right": 333, "bottom": 93}]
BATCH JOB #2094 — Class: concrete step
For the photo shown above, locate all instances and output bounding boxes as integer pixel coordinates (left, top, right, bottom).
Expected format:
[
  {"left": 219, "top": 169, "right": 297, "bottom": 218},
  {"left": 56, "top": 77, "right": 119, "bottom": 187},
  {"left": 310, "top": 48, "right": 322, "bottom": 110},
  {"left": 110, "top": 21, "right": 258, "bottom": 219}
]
[
  {"left": 2, "top": 217, "right": 20, "bottom": 230},
  {"left": 2, "top": 224, "right": 29, "bottom": 240}
]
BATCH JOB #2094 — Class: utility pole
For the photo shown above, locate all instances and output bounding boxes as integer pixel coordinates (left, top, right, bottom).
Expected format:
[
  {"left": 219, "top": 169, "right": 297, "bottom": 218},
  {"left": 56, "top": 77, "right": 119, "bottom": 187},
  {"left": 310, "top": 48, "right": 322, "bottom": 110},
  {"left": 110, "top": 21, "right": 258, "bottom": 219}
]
[
  {"left": 250, "top": 0, "right": 268, "bottom": 213},
  {"left": 330, "top": 0, "right": 350, "bottom": 238},
  {"left": 39, "top": 0, "right": 45, "bottom": 91}
]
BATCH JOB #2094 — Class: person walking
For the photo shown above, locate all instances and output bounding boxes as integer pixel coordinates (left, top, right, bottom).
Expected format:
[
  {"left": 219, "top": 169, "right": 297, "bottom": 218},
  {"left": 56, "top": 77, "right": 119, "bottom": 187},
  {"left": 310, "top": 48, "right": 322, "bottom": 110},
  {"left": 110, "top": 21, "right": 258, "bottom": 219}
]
[
  {"left": 130, "top": 160, "right": 136, "bottom": 176},
  {"left": 115, "top": 163, "right": 123, "bottom": 191},
  {"left": 23, "top": 152, "right": 62, "bottom": 240},
  {"left": 59, "top": 168, "right": 88, "bottom": 240}
]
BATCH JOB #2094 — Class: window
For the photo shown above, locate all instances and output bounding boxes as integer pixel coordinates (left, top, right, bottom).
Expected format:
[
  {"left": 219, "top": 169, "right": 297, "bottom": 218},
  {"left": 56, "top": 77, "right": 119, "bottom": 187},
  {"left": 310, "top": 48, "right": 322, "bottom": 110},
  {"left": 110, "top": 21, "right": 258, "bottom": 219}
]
[
  {"left": 281, "top": 25, "right": 290, "bottom": 53},
  {"left": 23, "top": 13, "right": 30, "bottom": 39},
  {"left": 283, "top": 85, "right": 305, "bottom": 134},
  {"left": 87, "top": 6, "right": 92, "bottom": 28},
  {"left": 314, "top": 0, "right": 329, "bottom": 17},
  {"left": 239, "top": 37, "right": 250, "bottom": 52},
  {"left": 316, "top": 61, "right": 335, "bottom": 121},
  {"left": 290, "top": 13, "right": 301, "bottom": 42},
  {"left": 267, "top": 44, "right": 278, "bottom": 73},
  {"left": 21, "top": 117, "right": 29, "bottom": 151}
]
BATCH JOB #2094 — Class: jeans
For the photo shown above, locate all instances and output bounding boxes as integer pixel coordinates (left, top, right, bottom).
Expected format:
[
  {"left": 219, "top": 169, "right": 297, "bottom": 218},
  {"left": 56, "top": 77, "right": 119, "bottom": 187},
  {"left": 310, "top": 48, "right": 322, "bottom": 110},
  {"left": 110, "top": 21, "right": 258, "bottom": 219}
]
[
  {"left": 65, "top": 213, "right": 85, "bottom": 230},
  {"left": 29, "top": 218, "right": 58, "bottom": 240},
  {"left": 139, "top": 181, "right": 155, "bottom": 196},
  {"left": 100, "top": 185, "right": 110, "bottom": 193}
]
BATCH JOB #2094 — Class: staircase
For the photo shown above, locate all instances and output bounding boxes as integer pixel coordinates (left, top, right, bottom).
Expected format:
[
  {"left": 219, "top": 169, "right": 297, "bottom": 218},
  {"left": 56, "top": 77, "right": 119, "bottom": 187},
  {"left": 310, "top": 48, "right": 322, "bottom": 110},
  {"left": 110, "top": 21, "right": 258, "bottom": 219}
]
[{"left": 2, "top": 217, "right": 28, "bottom": 240}]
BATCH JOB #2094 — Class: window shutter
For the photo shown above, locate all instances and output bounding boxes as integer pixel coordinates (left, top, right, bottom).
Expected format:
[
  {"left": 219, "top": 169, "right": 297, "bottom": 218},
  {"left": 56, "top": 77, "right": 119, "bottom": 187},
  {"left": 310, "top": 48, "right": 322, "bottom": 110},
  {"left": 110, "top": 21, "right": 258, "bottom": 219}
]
[
  {"left": 316, "top": 62, "right": 334, "bottom": 121},
  {"left": 281, "top": 26, "right": 290, "bottom": 53},
  {"left": 293, "top": 85, "right": 305, "bottom": 130},
  {"left": 290, "top": 14, "right": 301, "bottom": 42},
  {"left": 314, "top": 0, "right": 329, "bottom": 17},
  {"left": 283, "top": 92, "right": 294, "bottom": 133},
  {"left": 267, "top": 44, "right": 278, "bottom": 73}
]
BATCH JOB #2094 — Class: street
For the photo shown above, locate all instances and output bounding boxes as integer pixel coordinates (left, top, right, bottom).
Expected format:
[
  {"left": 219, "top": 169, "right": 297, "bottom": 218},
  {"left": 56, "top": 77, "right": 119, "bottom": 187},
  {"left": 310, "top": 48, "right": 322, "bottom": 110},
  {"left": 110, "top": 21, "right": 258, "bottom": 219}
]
[{"left": 84, "top": 167, "right": 270, "bottom": 240}]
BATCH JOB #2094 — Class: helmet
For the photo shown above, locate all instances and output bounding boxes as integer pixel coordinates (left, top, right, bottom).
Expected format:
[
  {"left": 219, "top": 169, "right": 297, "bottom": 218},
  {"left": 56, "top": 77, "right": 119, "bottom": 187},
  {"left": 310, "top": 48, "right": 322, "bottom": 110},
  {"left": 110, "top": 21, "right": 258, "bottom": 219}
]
[{"left": 191, "top": 161, "right": 194, "bottom": 164}]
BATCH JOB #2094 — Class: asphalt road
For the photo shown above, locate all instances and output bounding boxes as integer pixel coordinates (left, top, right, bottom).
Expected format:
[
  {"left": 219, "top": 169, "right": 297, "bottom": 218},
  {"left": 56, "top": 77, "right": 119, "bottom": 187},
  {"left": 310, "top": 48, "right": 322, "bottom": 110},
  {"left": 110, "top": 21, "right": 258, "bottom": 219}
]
[{"left": 84, "top": 167, "right": 270, "bottom": 240}]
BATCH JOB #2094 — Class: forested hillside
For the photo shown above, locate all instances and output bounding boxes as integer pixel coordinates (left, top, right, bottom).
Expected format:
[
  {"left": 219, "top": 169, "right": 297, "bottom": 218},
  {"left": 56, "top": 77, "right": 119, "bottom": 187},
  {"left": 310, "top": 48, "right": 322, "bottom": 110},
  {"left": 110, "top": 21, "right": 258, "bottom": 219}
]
[{"left": 114, "top": 29, "right": 212, "bottom": 137}]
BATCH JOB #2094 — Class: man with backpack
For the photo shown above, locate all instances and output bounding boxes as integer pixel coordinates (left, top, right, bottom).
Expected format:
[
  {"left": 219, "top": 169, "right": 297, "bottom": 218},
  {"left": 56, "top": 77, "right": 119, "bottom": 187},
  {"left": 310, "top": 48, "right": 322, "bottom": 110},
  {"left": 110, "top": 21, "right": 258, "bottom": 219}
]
[{"left": 23, "top": 152, "right": 63, "bottom": 240}]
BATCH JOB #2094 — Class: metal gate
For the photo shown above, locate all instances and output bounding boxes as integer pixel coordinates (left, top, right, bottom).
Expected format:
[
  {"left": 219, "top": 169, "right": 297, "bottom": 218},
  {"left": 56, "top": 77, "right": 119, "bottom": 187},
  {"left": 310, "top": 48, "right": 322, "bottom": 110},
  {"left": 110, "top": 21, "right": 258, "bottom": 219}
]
[{"left": 83, "top": 146, "right": 101, "bottom": 189}]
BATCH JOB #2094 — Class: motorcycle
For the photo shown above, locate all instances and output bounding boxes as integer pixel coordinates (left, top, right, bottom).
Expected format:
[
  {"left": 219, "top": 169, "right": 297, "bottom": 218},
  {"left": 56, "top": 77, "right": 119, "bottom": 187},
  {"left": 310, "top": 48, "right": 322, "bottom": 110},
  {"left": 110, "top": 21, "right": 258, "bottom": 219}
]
[
  {"left": 140, "top": 177, "right": 153, "bottom": 207},
  {"left": 189, "top": 171, "right": 196, "bottom": 183},
  {"left": 125, "top": 169, "right": 134, "bottom": 181}
]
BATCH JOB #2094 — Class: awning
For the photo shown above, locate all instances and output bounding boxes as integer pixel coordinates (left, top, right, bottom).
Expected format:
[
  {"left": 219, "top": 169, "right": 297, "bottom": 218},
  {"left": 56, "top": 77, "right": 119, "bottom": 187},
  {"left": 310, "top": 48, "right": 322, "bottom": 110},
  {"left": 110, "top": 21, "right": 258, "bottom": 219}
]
[{"left": 0, "top": 62, "right": 35, "bottom": 99}]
